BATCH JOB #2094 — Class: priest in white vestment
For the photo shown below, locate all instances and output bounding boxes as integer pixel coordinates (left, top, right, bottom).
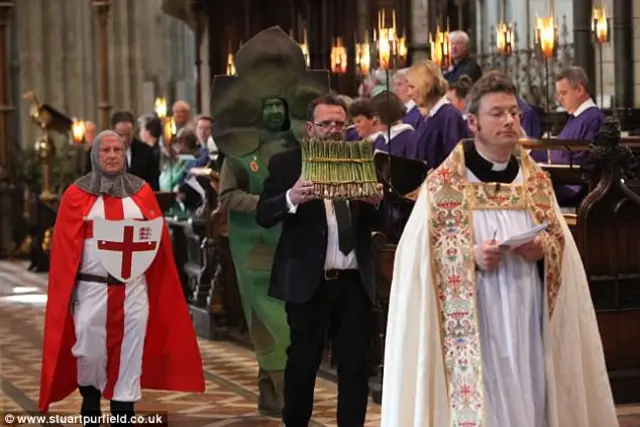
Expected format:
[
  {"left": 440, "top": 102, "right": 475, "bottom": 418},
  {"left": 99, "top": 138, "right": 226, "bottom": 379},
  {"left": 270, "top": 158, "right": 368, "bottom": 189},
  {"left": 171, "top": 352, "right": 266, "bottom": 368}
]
[{"left": 381, "top": 72, "right": 618, "bottom": 427}]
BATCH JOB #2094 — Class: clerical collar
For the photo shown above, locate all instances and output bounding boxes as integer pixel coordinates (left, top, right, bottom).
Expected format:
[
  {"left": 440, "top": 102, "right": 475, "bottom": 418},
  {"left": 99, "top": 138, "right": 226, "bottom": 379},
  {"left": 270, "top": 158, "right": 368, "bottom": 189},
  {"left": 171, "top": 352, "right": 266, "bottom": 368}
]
[{"left": 463, "top": 140, "right": 519, "bottom": 184}]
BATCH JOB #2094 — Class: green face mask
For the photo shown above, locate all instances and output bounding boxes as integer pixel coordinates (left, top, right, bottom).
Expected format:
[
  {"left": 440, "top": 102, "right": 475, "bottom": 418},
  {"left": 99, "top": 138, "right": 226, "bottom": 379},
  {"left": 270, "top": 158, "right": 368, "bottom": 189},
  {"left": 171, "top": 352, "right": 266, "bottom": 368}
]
[{"left": 261, "top": 98, "right": 287, "bottom": 132}]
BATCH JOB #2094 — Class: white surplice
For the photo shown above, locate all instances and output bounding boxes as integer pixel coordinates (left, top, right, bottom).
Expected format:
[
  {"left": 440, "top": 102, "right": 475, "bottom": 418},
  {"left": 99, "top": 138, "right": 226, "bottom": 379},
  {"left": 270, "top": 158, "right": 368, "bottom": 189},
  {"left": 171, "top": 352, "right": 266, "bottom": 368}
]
[
  {"left": 381, "top": 169, "right": 618, "bottom": 427},
  {"left": 469, "top": 168, "right": 547, "bottom": 427}
]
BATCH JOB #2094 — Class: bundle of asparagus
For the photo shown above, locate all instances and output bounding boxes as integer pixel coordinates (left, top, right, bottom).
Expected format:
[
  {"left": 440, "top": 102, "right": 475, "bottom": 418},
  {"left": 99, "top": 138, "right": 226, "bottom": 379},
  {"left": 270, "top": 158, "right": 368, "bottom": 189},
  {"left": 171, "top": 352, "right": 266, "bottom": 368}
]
[{"left": 300, "top": 138, "right": 378, "bottom": 199}]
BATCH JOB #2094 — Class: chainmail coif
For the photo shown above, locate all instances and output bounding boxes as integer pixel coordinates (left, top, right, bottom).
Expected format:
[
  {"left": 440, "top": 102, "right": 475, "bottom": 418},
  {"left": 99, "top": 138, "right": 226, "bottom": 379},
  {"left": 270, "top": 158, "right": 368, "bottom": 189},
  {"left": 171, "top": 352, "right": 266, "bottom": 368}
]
[{"left": 74, "top": 130, "right": 145, "bottom": 198}]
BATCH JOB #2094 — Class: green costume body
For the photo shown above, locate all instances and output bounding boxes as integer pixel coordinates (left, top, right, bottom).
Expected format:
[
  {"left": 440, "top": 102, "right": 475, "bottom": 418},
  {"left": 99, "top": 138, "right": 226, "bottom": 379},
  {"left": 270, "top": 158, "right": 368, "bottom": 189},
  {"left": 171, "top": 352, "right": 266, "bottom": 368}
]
[
  {"left": 210, "top": 26, "right": 329, "bottom": 414},
  {"left": 226, "top": 143, "right": 288, "bottom": 371}
]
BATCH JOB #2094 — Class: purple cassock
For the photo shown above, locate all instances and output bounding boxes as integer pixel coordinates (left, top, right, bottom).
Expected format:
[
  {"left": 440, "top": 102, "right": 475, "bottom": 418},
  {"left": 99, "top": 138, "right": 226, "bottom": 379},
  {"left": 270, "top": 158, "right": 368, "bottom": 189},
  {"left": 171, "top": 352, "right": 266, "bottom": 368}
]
[
  {"left": 518, "top": 98, "right": 541, "bottom": 139},
  {"left": 409, "top": 101, "right": 470, "bottom": 168},
  {"left": 345, "top": 126, "right": 360, "bottom": 141},
  {"left": 531, "top": 102, "right": 605, "bottom": 165},
  {"left": 373, "top": 124, "right": 415, "bottom": 157},
  {"left": 403, "top": 104, "right": 423, "bottom": 129},
  {"left": 530, "top": 101, "right": 605, "bottom": 205}
]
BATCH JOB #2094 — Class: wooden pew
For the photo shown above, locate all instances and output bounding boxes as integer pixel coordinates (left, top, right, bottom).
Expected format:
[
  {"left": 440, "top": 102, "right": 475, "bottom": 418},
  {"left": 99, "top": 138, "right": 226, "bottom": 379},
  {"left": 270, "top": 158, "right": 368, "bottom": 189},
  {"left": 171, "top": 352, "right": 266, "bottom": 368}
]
[{"left": 371, "top": 118, "right": 640, "bottom": 404}]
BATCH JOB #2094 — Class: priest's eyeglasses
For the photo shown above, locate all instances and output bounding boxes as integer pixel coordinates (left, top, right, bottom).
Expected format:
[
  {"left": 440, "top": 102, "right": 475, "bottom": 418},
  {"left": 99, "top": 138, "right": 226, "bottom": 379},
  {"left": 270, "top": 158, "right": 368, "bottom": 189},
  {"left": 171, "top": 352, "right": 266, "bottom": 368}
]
[{"left": 312, "top": 120, "right": 346, "bottom": 129}]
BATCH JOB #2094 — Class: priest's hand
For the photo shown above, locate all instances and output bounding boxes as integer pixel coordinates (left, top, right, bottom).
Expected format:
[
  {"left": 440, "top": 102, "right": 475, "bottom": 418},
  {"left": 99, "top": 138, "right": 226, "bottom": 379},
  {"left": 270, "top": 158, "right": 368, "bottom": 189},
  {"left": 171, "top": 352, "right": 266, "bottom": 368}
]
[
  {"left": 289, "top": 178, "right": 316, "bottom": 205},
  {"left": 514, "top": 235, "right": 545, "bottom": 262},
  {"left": 474, "top": 241, "right": 501, "bottom": 272}
]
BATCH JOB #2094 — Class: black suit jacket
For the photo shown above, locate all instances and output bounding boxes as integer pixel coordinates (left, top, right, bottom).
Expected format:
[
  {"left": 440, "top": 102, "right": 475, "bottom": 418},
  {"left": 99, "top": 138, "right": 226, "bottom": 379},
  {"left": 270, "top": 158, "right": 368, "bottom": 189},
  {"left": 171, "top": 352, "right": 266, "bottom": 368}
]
[
  {"left": 128, "top": 139, "right": 160, "bottom": 191},
  {"left": 256, "top": 147, "right": 381, "bottom": 305},
  {"left": 444, "top": 56, "right": 483, "bottom": 84}
]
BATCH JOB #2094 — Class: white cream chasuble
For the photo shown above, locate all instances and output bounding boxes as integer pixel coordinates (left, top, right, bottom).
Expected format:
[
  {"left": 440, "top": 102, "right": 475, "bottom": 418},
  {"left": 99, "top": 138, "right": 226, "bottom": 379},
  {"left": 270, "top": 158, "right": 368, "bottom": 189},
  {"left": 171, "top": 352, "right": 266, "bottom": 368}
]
[{"left": 380, "top": 143, "right": 618, "bottom": 427}]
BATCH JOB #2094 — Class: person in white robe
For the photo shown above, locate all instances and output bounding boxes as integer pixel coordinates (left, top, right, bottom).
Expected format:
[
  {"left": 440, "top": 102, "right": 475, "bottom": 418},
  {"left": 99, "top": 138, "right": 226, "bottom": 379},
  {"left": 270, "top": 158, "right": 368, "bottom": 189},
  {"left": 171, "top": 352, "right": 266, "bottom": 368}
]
[{"left": 381, "top": 72, "right": 618, "bottom": 427}]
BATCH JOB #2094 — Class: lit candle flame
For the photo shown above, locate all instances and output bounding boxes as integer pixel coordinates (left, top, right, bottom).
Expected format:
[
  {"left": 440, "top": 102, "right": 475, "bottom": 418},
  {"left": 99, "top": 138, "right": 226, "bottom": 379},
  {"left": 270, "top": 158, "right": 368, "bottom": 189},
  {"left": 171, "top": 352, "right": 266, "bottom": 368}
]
[
  {"left": 591, "top": 6, "right": 608, "bottom": 44},
  {"left": 535, "top": 16, "right": 556, "bottom": 58},
  {"left": 154, "top": 97, "right": 167, "bottom": 119},
  {"left": 72, "top": 118, "right": 85, "bottom": 144},
  {"left": 330, "top": 37, "right": 348, "bottom": 74},
  {"left": 496, "top": 23, "right": 514, "bottom": 56}
]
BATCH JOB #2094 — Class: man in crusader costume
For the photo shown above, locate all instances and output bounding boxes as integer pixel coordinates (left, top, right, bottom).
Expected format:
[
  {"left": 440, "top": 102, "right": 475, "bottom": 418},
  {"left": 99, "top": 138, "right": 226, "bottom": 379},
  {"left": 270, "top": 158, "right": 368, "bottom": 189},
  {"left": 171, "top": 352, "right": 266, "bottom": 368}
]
[{"left": 39, "top": 130, "right": 205, "bottom": 426}]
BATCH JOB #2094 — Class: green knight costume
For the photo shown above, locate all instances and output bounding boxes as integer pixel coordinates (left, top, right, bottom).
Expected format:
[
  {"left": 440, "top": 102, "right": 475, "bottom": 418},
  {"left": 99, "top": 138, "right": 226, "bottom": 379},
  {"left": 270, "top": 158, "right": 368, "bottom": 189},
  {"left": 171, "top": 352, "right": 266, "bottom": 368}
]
[{"left": 211, "top": 26, "right": 329, "bottom": 415}]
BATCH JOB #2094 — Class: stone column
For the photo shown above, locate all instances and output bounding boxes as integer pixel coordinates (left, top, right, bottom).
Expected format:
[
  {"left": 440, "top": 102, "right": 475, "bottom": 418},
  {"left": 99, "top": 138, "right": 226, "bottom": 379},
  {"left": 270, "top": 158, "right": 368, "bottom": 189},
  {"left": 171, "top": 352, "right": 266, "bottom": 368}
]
[
  {"left": 572, "top": 0, "right": 596, "bottom": 96},
  {"left": 192, "top": 0, "right": 203, "bottom": 112},
  {"left": 613, "top": 0, "right": 634, "bottom": 108},
  {"left": 0, "top": 1, "right": 14, "bottom": 259},
  {"left": 93, "top": 0, "right": 112, "bottom": 130},
  {"left": 0, "top": 1, "right": 14, "bottom": 181},
  {"left": 411, "top": 0, "right": 429, "bottom": 62}
]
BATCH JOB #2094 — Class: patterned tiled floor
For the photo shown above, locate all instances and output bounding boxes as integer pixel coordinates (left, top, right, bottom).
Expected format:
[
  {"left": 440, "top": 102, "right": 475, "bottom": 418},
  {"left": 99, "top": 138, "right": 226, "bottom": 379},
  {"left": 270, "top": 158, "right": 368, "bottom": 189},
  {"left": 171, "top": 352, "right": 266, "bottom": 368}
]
[{"left": 1, "top": 259, "right": 639, "bottom": 427}]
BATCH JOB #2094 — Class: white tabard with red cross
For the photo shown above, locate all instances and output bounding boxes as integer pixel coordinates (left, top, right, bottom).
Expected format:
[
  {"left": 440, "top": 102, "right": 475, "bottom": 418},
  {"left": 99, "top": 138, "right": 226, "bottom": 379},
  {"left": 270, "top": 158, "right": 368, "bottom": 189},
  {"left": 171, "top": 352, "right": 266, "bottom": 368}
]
[{"left": 71, "top": 195, "right": 159, "bottom": 402}]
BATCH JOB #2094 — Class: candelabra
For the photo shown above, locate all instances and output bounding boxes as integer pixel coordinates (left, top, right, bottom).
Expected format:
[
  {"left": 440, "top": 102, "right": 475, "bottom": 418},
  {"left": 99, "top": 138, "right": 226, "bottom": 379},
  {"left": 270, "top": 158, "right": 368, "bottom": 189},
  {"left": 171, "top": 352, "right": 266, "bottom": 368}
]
[
  {"left": 330, "top": 37, "right": 348, "bottom": 74},
  {"left": 355, "top": 32, "right": 371, "bottom": 76},
  {"left": 496, "top": 22, "right": 515, "bottom": 74},
  {"left": 429, "top": 20, "right": 451, "bottom": 71},
  {"left": 534, "top": 16, "right": 558, "bottom": 112}
]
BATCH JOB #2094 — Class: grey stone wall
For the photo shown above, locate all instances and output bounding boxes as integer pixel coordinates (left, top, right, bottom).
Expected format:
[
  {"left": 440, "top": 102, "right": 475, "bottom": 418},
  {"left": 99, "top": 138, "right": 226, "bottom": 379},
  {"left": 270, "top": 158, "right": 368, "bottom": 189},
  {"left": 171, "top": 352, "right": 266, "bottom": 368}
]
[{"left": 14, "top": 0, "right": 196, "bottom": 148}]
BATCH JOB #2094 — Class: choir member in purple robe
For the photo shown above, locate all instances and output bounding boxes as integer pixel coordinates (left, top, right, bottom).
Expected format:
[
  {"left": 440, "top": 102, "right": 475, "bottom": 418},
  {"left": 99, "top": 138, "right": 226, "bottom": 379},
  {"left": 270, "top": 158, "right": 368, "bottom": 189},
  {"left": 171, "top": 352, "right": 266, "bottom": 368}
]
[
  {"left": 369, "top": 91, "right": 415, "bottom": 157},
  {"left": 369, "top": 91, "right": 416, "bottom": 242},
  {"left": 531, "top": 66, "right": 605, "bottom": 206},
  {"left": 406, "top": 60, "right": 470, "bottom": 168},
  {"left": 517, "top": 97, "right": 542, "bottom": 139},
  {"left": 347, "top": 98, "right": 379, "bottom": 141},
  {"left": 394, "top": 68, "right": 423, "bottom": 129}
]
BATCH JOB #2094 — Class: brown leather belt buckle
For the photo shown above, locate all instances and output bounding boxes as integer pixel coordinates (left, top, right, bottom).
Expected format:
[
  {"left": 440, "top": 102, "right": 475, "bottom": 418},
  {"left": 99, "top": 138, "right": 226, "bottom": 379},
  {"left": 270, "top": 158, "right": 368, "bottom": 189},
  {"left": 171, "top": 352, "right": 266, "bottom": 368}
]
[{"left": 324, "top": 269, "right": 339, "bottom": 281}]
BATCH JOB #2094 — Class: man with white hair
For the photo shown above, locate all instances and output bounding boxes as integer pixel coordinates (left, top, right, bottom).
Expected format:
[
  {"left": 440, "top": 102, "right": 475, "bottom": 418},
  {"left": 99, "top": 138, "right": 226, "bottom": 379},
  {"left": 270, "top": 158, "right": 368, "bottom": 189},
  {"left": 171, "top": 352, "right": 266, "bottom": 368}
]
[
  {"left": 443, "top": 30, "right": 482, "bottom": 84},
  {"left": 39, "top": 130, "right": 205, "bottom": 426},
  {"left": 393, "top": 68, "right": 422, "bottom": 128}
]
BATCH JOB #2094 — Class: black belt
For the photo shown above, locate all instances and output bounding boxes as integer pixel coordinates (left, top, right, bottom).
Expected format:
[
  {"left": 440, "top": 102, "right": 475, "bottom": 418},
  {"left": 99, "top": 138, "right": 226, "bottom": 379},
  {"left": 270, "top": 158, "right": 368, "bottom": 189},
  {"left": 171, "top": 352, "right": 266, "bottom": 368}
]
[
  {"left": 323, "top": 269, "right": 358, "bottom": 281},
  {"left": 76, "top": 273, "right": 124, "bottom": 285}
]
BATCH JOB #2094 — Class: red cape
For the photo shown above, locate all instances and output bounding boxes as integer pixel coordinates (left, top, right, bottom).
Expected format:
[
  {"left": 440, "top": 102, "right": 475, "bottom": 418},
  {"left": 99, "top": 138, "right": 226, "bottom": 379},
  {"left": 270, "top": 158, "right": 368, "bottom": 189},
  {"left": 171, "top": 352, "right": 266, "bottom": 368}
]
[{"left": 39, "top": 183, "right": 205, "bottom": 412}]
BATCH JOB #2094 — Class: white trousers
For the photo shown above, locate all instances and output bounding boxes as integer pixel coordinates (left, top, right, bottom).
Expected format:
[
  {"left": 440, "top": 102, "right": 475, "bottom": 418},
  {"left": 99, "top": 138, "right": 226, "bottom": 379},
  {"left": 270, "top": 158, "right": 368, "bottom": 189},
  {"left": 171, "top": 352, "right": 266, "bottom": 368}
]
[{"left": 71, "top": 278, "right": 149, "bottom": 402}]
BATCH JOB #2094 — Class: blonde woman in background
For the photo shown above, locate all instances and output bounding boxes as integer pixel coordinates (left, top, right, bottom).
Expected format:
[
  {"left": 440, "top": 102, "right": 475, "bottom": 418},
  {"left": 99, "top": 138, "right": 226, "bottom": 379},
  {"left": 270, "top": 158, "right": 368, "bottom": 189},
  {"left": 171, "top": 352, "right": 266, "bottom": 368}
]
[{"left": 406, "top": 60, "right": 470, "bottom": 167}]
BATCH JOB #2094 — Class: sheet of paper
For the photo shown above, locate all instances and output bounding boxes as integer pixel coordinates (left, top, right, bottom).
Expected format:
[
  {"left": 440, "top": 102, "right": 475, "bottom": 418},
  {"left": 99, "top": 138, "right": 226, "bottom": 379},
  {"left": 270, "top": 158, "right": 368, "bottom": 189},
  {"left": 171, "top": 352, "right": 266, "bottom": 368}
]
[{"left": 499, "top": 223, "right": 549, "bottom": 249}]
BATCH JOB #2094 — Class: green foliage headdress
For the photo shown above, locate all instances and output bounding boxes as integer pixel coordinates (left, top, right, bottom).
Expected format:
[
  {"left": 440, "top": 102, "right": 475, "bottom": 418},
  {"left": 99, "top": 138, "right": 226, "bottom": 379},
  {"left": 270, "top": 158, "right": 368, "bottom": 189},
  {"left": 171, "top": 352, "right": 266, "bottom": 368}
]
[{"left": 210, "top": 26, "right": 330, "bottom": 157}]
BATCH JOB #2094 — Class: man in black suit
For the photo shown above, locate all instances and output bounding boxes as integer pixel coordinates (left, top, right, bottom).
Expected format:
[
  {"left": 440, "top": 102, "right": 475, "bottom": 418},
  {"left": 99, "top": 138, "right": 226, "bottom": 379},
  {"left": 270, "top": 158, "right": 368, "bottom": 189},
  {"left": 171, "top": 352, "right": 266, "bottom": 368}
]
[
  {"left": 256, "top": 93, "right": 383, "bottom": 427},
  {"left": 110, "top": 111, "right": 160, "bottom": 190}
]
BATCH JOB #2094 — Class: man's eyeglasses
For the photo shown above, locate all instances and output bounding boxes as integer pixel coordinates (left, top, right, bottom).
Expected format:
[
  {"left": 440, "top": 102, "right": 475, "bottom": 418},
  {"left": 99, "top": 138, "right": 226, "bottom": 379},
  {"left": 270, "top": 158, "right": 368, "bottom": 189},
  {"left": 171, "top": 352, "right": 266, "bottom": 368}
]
[
  {"left": 486, "top": 109, "right": 522, "bottom": 121},
  {"left": 312, "top": 120, "right": 346, "bottom": 129}
]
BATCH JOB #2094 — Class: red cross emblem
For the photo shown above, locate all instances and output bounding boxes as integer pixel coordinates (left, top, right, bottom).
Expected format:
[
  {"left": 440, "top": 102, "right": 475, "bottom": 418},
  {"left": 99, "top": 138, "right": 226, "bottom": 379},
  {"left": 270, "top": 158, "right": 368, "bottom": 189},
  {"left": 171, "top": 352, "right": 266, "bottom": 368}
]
[{"left": 94, "top": 218, "right": 163, "bottom": 282}]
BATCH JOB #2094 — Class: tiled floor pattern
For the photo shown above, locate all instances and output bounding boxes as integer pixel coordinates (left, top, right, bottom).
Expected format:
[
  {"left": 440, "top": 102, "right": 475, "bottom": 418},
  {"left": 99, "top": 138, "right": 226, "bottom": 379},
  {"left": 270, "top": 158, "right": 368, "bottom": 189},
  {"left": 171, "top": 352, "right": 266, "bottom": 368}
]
[{"left": 0, "top": 260, "right": 639, "bottom": 426}]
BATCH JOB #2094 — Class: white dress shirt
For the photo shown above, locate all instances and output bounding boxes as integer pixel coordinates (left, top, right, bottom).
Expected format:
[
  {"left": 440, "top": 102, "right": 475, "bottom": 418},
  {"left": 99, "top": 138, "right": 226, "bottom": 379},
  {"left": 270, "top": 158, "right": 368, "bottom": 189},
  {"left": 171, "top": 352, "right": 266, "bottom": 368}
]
[{"left": 286, "top": 190, "right": 358, "bottom": 270}]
